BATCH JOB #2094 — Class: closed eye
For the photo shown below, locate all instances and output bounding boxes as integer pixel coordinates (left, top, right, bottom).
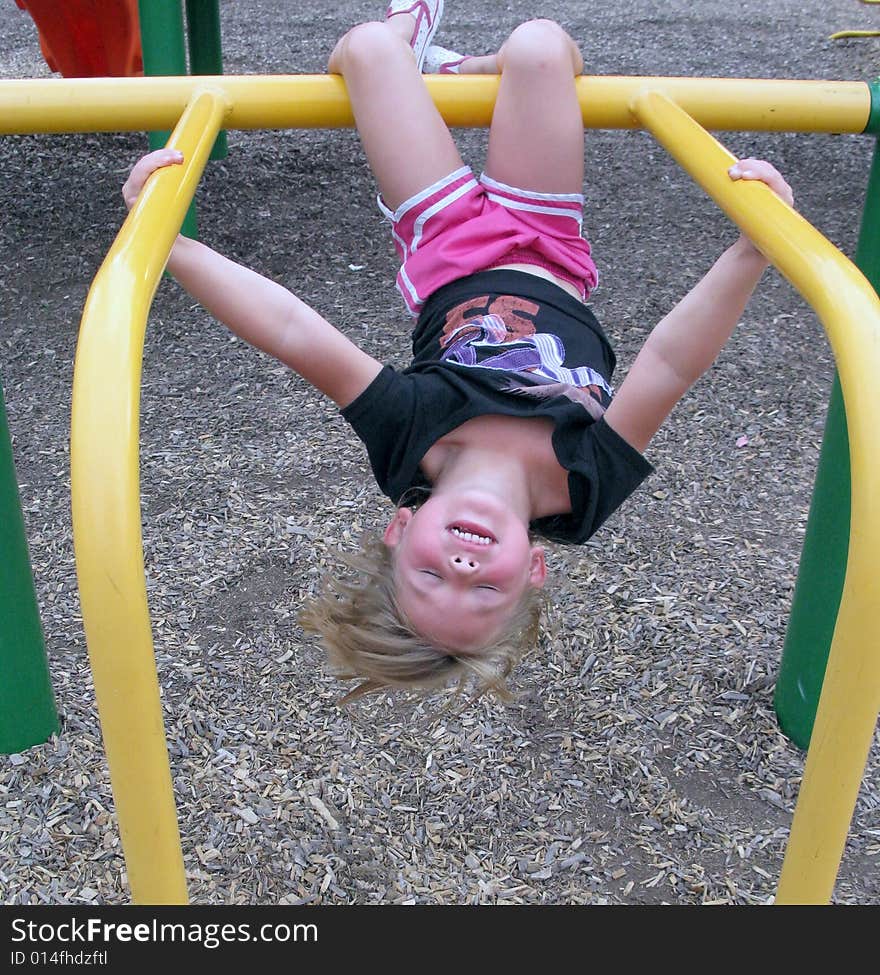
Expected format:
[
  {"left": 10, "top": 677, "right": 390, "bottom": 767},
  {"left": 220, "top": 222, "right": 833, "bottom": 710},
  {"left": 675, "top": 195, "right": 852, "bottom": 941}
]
[{"left": 419, "top": 571, "right": 498, "bottom": 594}]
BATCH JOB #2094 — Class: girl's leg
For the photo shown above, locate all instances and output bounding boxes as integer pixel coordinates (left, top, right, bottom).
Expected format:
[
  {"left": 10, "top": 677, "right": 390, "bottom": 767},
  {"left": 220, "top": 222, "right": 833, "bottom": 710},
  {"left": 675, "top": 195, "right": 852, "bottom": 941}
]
[
  {"left": 484, "top": 20, "right": 585, "bottom": 194},
  {"left": 329, "top": 19, "right": 464, "bottom": 211}
]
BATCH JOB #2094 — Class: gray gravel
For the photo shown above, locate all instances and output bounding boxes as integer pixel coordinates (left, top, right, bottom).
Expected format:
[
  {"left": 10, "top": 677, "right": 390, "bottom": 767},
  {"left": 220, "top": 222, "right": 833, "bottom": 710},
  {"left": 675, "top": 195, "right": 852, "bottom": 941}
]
[{"left": 0, "top": 0, "right": 878, "bottom": 905}]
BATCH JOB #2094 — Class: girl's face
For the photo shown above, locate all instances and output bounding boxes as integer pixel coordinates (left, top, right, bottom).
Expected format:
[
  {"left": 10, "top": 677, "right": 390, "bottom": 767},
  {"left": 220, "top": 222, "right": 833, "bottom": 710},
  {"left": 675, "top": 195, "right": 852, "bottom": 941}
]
[{"left": 383, "top": 491, "right": 547, "bottom": 651}]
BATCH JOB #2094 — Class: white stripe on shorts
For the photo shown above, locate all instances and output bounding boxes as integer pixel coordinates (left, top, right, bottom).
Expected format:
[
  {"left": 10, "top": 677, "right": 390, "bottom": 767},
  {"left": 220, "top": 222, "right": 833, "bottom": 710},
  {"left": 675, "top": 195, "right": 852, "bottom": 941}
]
[
  {"left": 479, "top": 172, "right": 585, "bottom": 203},
  {"left": 411, "top": 175, "right": 480, "bottom": 254},
  {"left": 377, "top": 165, "right": 474, "bottom": 223},
  {"left": 397, "top": 264, "right": 423, "bottom": 316},
  {"left": 483, "top": 192, "right": 584, "bottom": 229}
]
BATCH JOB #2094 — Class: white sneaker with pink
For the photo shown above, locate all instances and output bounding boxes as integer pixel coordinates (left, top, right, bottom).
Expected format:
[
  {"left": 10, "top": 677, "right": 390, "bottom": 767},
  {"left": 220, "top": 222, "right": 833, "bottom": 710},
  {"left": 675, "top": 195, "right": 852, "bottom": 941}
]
[{"left": 385, "top": 0, "right": 445, "bottom": 70}]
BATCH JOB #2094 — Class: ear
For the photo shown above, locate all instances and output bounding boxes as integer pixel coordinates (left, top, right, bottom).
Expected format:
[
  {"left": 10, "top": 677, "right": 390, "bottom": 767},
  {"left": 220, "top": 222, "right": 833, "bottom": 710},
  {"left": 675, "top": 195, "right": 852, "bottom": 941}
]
[
  {"left": 382, "top": 507, "right": 413, "bottom": 548},
  {"left": 527, "top": 545, "right": 548, "bottom": 588}
]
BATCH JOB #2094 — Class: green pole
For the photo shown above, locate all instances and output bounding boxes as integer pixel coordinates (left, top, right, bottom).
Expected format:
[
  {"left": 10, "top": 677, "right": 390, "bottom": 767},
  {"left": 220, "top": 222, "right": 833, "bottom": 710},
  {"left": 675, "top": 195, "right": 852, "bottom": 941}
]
[
  {"left": 137, "top": 0, "right": 198, "bottom": 238},
  {"left": 0, "top": 380, "right": 58, "bottom": 754},
  {"left": 774, "top": 82, "right": 880, "bottom": 749},
  {"left": 184, "top": 0, "right": 228, "bottom": 160}
]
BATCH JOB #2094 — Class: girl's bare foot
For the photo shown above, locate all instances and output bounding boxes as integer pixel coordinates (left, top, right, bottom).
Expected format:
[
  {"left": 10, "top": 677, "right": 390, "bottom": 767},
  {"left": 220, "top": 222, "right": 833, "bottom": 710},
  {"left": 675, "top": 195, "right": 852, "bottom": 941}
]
[{"left": 423, "top": 44, "right": 499, "bottom": 74}]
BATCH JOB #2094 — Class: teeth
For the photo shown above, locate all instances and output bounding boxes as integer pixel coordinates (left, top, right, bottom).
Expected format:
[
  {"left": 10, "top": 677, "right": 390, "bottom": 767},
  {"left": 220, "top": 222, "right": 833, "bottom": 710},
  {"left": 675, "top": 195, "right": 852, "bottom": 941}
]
[{"left": 450, "top": 526, "right": 493, "bottom": 545}]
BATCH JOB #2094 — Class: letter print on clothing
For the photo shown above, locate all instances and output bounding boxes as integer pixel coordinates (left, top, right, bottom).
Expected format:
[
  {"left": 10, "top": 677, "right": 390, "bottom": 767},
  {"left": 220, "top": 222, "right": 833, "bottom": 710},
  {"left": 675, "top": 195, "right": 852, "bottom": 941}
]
[{"left": 439, "top": 295, "right": 612, "bottom": 420}]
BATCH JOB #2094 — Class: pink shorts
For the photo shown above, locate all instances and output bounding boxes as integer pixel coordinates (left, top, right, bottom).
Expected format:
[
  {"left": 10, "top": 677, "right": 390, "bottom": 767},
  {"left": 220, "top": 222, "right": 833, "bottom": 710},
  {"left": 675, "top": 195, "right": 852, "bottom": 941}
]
[{"left": 378, "top": 167, "right": 599, "bottom": 316}]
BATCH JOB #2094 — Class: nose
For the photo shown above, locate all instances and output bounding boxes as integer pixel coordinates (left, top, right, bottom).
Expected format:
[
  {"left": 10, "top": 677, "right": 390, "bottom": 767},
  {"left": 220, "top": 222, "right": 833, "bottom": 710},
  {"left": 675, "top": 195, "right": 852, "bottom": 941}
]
[{"left": 449, "top": 553, "right": 480, "bottom": 574}]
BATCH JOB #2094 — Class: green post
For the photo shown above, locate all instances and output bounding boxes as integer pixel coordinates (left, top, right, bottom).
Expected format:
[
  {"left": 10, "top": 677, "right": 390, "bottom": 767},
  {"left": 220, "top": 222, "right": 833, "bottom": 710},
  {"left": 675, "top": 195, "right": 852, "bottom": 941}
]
[
  {"left": 137, "top": 0, "right": 198, "bottom": 238},
  {"left": 774, "top": 84, "right": 880, "bottom": 749},
  {"left": 184, "top": 0, "right": 228, "bottom": 160},
  {"left": 0, "top": 381, "right": 58, "bottom": 754}
]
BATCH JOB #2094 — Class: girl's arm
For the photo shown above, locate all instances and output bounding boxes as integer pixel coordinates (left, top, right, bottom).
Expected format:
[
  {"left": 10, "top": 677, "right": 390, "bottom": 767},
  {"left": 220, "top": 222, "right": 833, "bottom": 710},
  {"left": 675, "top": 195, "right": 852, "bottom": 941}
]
[
  {"left": 123, "top": 149, "right": 383, "bottom": 408},
  {"left": 604, "top": 158, "right": 793, "bottom": 453}
]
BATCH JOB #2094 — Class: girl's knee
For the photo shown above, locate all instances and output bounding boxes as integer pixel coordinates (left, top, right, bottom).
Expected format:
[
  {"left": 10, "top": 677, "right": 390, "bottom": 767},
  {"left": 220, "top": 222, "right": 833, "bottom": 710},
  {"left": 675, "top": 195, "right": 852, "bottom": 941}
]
[
  {"left": 499, "top": 20, "right": 582, "bottom": 75},
  {"left": 328, "top": 21, "right": 405, "bottom": 73}
]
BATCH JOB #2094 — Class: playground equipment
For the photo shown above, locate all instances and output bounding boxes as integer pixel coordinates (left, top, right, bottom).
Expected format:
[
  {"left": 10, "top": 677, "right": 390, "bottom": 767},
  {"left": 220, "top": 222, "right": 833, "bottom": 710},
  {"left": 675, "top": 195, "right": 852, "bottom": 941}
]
[
  {"left": 830, "top": 0, "right": 880, "bottom": 38},
  {"left": 780, "top": 0, "right": 880, "bottom": 754},
  {"left": 13, "top": 0, "right": 224, "bottom": 88},
  {"left": 0, "top": 385, "right": 58, "bottom": 754},
  {"left": 13, "top": 0, "right": 226, "bottom": 236},
  {"left": 13, "top": 0, "right": 143, "bottom": 77},
  {"left": 1, "top": 0, "right": 226, "bottom": 754},
  {"left": 774, "top": 138, "right": 880, "bottom": 749},
  {"left": 1, "top": 72, "right": 878, "bottom": 905}
]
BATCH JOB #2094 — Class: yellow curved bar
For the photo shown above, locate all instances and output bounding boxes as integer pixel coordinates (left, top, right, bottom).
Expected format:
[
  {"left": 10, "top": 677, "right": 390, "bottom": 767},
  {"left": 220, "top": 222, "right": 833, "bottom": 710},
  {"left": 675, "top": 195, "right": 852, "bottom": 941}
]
[
  {"left": 0, "top": 74, "right": 870, "bottom": 134},
  {"left": 70, "top": 87, "right": 228, "bottom": 905},
  {"left": 830, "top": 30, "right": 880, "bottom": 39},
  {"left": 630, "top": 89, "right": 880, "bottom": 905}
]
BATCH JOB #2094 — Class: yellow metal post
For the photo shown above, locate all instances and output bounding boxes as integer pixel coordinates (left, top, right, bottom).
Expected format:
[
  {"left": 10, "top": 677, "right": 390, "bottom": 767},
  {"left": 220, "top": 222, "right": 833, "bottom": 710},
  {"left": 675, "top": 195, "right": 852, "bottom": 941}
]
[
  {"left": 70, "top": 87, "right": 228, "bottom": 905},
  {"left": 630, "top": 89, "right": 880, "bottom": 904},
  {"left": 0, "top": 74, "right": 871, "bottom": 135}
]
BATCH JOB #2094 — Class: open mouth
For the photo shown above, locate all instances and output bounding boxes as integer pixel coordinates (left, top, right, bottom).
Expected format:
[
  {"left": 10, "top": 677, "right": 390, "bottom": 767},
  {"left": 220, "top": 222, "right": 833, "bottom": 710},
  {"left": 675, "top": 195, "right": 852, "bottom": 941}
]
[{"left": 447, "top": 522, "right": 496, "bottom": 546}]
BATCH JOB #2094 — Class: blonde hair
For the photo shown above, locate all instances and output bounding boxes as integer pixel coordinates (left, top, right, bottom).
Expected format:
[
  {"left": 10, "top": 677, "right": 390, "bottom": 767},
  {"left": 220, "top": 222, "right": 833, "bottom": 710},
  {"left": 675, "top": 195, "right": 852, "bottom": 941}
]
[{"left": 299, "top": 534, "right": 543, "bottom": 705}]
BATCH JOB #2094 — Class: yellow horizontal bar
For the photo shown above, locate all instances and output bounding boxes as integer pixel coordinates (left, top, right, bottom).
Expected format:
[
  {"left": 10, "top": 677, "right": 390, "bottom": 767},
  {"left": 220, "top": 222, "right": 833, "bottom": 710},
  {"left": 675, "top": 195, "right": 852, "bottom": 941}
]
[
  {"left": 0, "top": 74, "right": 870, "bottom": 134},
  {"left": 630, "top": 90, "right": 880, "bottom": 905},
  {"left": 70, "top": 86, "right": 229, "bottom": 906}
]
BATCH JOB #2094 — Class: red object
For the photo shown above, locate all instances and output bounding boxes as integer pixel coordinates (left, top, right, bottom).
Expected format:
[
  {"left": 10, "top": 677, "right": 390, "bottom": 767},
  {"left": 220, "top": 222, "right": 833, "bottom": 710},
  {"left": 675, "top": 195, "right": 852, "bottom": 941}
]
[{"left": 15, "top": 0, "right": 143, "bottom": 77}]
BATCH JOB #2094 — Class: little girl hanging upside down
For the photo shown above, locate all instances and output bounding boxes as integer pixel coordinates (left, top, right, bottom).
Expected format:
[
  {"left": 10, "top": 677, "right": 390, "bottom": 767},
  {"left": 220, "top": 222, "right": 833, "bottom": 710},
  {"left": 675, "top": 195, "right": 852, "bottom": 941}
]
[{"left": 121, "top": 2, "right": 794, "bottom": 703}]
